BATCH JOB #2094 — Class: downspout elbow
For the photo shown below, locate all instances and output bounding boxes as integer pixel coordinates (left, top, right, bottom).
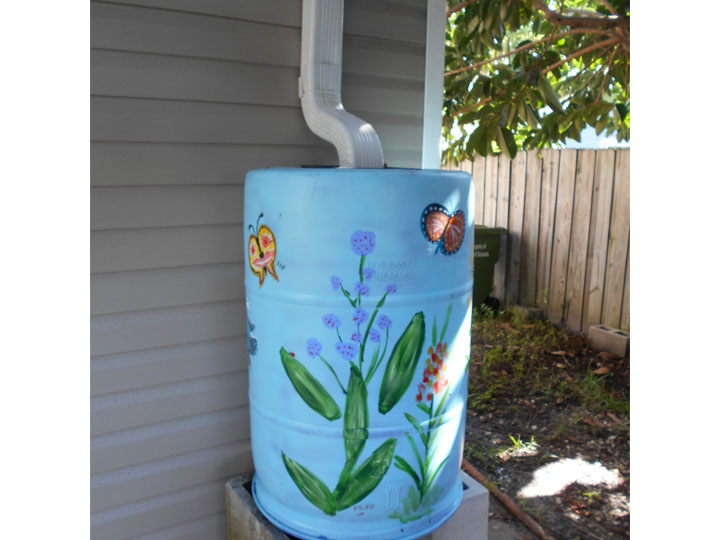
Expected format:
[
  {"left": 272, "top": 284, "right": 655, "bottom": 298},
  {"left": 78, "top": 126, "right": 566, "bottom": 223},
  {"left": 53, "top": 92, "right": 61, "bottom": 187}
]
[{"left": 300, "top": 0, "right": 384, "bottom": 168}]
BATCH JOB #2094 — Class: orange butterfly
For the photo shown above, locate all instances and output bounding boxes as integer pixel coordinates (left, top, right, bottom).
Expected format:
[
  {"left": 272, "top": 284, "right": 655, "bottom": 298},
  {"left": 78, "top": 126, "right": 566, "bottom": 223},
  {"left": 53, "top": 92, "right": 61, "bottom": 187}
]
[
  {"left": 420, "top": 203, "right": 466, "bottom": 255},
  {"left": 248, "top": 213, "right": 279, "bottom": 287}
]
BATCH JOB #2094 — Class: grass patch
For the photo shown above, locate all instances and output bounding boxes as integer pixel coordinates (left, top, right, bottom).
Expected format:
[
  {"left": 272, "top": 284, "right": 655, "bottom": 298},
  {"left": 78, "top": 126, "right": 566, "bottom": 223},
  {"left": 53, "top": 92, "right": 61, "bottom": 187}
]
[{"left": 468, "top": 308, "right": 629, "bottom": 418}]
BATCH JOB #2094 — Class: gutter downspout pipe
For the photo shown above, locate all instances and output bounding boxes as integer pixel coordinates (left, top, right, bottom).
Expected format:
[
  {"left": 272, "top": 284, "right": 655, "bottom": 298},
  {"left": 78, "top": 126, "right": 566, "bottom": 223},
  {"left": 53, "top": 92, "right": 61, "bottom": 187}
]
[{"left": 300, "top": 0, "right": 385, "bottom": 168}]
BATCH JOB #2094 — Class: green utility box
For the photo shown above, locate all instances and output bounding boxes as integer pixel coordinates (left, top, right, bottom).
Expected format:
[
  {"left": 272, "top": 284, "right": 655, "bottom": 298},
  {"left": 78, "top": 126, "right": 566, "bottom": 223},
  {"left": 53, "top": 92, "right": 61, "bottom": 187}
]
[{"left": 473, "top": 225, "right": 507, "bottom": 307}]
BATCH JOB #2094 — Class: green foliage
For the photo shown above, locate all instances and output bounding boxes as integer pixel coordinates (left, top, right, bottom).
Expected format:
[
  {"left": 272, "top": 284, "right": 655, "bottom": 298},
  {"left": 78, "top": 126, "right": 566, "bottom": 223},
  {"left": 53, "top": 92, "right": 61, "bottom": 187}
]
[{"left": 444, "top": 0, "right": 630, "bottom": 162}]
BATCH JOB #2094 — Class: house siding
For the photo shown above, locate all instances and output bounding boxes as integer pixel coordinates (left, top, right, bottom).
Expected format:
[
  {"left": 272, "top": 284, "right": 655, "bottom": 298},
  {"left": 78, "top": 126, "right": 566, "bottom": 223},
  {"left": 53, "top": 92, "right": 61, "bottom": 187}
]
[{"left": 90, "top": 0, "right": 429, "bottom": 538}]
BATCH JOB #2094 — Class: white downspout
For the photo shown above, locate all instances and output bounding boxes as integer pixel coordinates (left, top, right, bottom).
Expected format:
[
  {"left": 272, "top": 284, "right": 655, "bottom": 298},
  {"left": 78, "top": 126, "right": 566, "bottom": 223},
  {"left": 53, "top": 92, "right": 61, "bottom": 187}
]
[{"left": 300, "top": 0, "right": 385, "bottom": 168}]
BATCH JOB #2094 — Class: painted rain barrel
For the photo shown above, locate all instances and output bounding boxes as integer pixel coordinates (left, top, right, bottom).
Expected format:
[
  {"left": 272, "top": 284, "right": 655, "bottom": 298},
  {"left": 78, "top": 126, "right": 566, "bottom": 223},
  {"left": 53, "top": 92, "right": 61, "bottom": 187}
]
[{"left": 244, "top": 167, "right": 474, "bottom": 540}]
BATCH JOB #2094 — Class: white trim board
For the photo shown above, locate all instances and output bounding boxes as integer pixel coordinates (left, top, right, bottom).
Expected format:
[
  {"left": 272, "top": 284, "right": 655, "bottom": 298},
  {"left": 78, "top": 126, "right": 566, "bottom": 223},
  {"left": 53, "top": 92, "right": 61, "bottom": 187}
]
[{"left": 421, "top": 0, "right": 446, "bottom": 170}]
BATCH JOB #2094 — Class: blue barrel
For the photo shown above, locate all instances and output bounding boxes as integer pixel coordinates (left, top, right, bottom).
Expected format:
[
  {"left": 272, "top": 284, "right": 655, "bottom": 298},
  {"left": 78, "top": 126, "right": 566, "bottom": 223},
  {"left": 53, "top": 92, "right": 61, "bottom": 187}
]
[{"left": 244, "top": 168, "right": 474, "bottom": 540}]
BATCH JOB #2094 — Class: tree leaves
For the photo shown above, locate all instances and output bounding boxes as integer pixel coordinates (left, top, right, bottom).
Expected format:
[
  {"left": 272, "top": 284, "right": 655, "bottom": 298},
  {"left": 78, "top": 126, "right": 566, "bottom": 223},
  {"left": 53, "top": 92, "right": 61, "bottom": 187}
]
[{"left": 444, "top": 0, "right": 630, "bottom": 162}]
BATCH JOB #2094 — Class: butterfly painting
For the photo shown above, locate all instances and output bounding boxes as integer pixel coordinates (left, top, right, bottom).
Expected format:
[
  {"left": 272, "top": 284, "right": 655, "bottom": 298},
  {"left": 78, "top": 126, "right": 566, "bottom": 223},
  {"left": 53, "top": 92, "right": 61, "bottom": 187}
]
[
  {"left": 248, "top": 213, "right": 279, "bottom": 287},
  {"left": 420, "top": 203, "right": 466, "bottom": 255}
]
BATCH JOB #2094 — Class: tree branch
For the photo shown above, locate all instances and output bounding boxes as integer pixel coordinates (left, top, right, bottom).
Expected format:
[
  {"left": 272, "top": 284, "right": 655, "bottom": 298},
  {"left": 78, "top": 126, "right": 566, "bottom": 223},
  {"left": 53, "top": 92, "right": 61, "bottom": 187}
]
[
  {"left": 542, "top": 37, "right": 619, "bottom": 74},
  {"left": 445, "top": 28, "right": 604, "bottom": 78},
  {"left": 595, "top": 0, "right": 618, "bottom": 16},
  {"left": 448, "top": 95, "right": 497, "bottom": 120},
  {"left": 593, "top": 45, "right": 619, "bottom": 105},
  {"left": 447, "top": 1, "right": 471, "bottom": 16},
  {"left": 533, "top": 0, "right": 629, "bottom": 29}
]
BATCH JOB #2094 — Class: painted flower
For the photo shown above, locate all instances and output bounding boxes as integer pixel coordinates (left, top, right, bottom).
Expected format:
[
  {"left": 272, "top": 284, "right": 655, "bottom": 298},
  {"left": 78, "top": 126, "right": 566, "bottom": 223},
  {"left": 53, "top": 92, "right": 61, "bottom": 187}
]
[
  {"left": 385, "top": 283, "right": 397, "bottom": 294},
  {"left": 351, "top": 331, "right": 362, "bottom": 343},
  {"left": 352, "top": 308, "right": 369, "bottom": 324},
  {"left": 362, "top": 267, "right": 376, "bottom": 281},
  {"left": 322, "top": 313, "right": 342, "bottom": 329},
  {"left": 377, "top": 314, "right": 392, "bottom": 330},
  {"left": 306, "top": 338, "right": 322, "bottom": 358},
  {"left": 354, "top": 281, "right": 370, "bottom": 296},
  {"left": 335, "top": 342, "right": 358, "bottom": 362},
  {"left": 330, "top": 276, "right": 342, "bottom": 291},
  {"left": 368, "top": 327, "right": 381, "bottom": 342},
  {"left": 350, "top": 230, "right": 376, "bottom": 255},
  {"left": 416, "top": 342, "right": 450, "bottom": 403}
]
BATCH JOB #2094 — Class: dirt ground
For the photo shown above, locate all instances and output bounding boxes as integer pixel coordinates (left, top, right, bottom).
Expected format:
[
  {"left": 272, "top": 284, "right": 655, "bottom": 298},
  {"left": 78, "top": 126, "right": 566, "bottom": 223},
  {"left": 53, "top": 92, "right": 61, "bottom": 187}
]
[{"left": 464, "top": 308, "right": 630, "bottom": 540}]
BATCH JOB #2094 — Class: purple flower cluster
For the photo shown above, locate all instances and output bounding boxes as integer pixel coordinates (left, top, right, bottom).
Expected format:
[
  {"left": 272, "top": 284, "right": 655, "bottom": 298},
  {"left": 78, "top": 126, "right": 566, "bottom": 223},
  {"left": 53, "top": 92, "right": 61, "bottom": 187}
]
[
  {"left": 322, "top": 313, "right": 341, "bottom": 329},
  {"left": 368, "top": 328, "right": 381, "bottom": 342},
  {"left": 362, "top": 268, "right": 375, "bottom": 281},
  {"left": 330, "top": 276, "right": 342, "bottom": 291},
  {"left": 385, "top": 284, "right": 397, "bottom": 294},
  {"left": 352, "top": 308, "right": 369, "bottom": 325},
  {"left": 306, "top": 338, "right": 322, "bottom": 358},
  {"left": 351, "top": 331, "right": 362, "bottom": 343},
  {"left": 354, "top": 281, "right": 370, "bottom": 296},
  {"left": 335, "top": 342, "right": 358, "bottom": 361},
  {"left": 350, "top": 230, "right": 376, "bottom": 256},
  {"left": 377, "top": 314, "right": 392, "bottom": 330}
]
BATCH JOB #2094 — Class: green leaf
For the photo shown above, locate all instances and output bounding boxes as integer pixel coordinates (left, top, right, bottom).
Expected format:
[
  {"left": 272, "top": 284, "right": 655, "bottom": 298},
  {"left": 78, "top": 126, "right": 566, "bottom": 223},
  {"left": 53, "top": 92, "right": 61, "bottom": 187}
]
[
  {"left": 404, "top": 412, "right": 428, "bottom": 446},
  {"left": 432, "top": 315, "right": 438, "bottom": 346},
  {"left": 616, "top": 103, "right": 628, "bottom": 121},
  {"left": 335, "top": 438, "right": 397, "bottom": 510},
  {"left": 467, "top": 126, "right": 488, "bottom": 156},
  {"left": 525, "top": 102, "right": 539, "bottom": 128},
  {"left": 538, "top": 76, "right": 563, "bottom": 112},
  {"left": 282, "top": 452, "right": 336, "bottom": 515},
  {"left": 335, "top": 367, "right": 369, "bottom": 494},
  {"left": 439, "top": 304, "right": 453, "bottom": 342},
  {"left": 394, "top": 455, "right": 422, "bottom": 493},
  {"left": 496, "top": 126, "right": 517, "bottom": 159},
  {"left": 406, "top": 433, "right": 424, "bottom": 471},
  {"left": 378, "top": 312, "right": 425, "bottom": 414},
  {"left": 424, "top": 455, "right": 450, "bottom": 493},
  {"left": 343, "top": 366, "right": 369, "bottom": 464},
  {"left": 280, "top": 348, "right": 341, "bottom": 421},
  {"left": 417, "top": 402, "right": 432, "bottom": 416}
]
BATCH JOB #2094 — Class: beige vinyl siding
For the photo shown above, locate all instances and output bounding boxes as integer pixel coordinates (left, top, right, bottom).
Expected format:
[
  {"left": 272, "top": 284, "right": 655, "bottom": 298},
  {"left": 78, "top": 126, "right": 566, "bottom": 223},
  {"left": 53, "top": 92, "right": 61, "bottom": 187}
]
[{"left": 90, "top": 0, "right": 428, "bottom": 538}]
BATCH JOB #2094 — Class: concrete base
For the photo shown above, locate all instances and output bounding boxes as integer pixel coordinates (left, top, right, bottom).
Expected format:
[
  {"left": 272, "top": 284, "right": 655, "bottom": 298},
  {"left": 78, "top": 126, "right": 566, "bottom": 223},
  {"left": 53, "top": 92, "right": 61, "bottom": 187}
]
[
  {"left": 225, "top": 471, "right": 489, "bottom": 540},
  {"left": 419, "top": 471, "right": 488, "bottom": 540},
  {"left": 507, "top": 305, "right": 544, "bottom": 322},
  {"left": 588, "top": 325, "right": 630, "bottom": 357},
  {"left": 226, "top": 475, "right": 289, "bottom": 540}
]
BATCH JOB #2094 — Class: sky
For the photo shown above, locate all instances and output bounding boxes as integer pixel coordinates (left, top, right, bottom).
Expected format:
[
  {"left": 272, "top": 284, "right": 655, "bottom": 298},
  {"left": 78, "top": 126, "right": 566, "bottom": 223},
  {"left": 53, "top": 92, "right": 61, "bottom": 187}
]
[{"left": 560, "top": 124, "right": 630, "bottom": 149}]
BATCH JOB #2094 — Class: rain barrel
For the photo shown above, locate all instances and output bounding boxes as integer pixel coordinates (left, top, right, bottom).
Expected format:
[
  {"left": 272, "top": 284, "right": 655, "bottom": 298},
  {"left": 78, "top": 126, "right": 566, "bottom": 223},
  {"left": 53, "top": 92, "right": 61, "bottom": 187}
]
[{"left": 244, "top": 167, "right": 474, "bottom": 540}]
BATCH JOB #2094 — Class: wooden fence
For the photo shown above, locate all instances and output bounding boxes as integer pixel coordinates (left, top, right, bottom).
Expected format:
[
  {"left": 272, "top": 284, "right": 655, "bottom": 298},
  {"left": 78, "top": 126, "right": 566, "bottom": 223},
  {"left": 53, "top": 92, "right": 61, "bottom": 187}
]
[{"left": 445, "top": 148, "right": 629, "bottom": 334}]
